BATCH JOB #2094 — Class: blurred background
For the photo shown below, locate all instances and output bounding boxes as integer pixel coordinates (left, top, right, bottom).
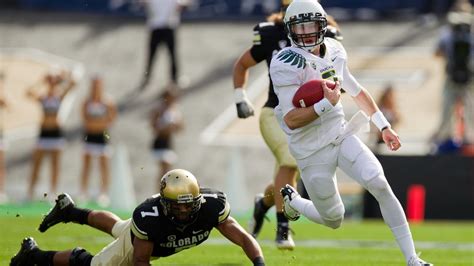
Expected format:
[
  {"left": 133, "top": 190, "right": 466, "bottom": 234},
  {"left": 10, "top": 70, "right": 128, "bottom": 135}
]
[{"left": 0, "top": 0, "right": 473, "bottom": 223}]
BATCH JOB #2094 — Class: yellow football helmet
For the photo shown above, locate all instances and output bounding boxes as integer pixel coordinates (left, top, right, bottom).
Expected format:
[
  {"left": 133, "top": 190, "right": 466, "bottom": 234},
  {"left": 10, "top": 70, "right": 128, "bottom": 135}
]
[{"left": 160, "top": 169, "right": 202, "bottom": 225}]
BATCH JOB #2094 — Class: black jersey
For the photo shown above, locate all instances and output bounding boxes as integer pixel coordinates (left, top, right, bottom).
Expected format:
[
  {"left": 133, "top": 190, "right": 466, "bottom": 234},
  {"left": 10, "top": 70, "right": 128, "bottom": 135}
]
[
  {"left": 250, "top": 21, "right": 289, "bottom": 109},
  {"left": 131, "top": 188, "right": 230, "bottom": 257}
]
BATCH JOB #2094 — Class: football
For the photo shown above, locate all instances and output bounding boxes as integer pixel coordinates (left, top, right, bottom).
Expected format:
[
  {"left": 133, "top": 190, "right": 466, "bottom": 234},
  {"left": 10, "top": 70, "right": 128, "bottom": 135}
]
[{"left": 292, "top": 79, "right": 336, "bottom": 108}]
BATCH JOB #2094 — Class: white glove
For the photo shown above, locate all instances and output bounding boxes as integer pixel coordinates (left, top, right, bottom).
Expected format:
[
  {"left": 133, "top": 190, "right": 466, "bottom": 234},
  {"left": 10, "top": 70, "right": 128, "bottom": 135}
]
[{"left": 234, "top": 88, "right": 255, "bottom": 118}]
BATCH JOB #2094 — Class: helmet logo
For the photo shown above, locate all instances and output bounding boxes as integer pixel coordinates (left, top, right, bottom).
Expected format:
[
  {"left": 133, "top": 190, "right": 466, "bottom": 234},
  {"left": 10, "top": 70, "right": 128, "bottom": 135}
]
[
  {"left": 160, "top": 178, "right": 167, "bottom": 191},
  {"left": 177, "top": 194, "right": 194, "bottom": 203},
  {"left": 289, "top": 12, "right": 323, "bottom": 22}
]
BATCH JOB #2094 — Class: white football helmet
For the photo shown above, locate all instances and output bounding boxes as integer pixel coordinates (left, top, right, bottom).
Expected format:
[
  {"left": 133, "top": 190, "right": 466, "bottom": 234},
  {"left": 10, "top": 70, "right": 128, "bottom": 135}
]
[{"left": 284, "top": 0, "right": 327, "bottom": 51}]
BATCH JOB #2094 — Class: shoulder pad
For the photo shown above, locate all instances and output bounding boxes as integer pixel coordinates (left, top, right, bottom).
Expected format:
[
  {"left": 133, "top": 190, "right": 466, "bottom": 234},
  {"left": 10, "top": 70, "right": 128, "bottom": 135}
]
[
  {"left": 276, "top": 49, "right": 306, "bottom": 69},
  {"left": 270, "top": 49, "right": 305, "bottom": 87},
  {"left": 253, "top": 21, "right": 276, "bottom": 31},
  {"left": 325, "top": 25, "right": 343, "bottom": 41},
  {"left": 200, "top": 188, "right": 230, "bottom": 224},
  {"left": 130, "top": 198, "right": 161, "bottom": 240},
  {"left": 252, "top": 22, "right": 278, "bottom": 46},
  {"left": 325, "top": 38, "right": 347, "bottom": 60}
]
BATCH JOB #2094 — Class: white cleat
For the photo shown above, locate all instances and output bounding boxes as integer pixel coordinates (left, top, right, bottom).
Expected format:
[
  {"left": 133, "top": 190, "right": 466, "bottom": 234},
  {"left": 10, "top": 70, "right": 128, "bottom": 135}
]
[
  {"left": 408, "top": 254, "right": 433, "bottom": 266},
  {"left": 280, "top": 184, "right": 301, "bottom": 221}
]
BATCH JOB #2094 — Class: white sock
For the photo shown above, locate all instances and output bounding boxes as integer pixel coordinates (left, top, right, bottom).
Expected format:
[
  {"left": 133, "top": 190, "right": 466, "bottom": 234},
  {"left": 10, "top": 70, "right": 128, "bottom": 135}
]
[
  {"left": 391, "top": 223, "right": 417, "bottom": 263},
  {"left": 372, "top": 184, "right": 417, "bottom": 262},
  {"left": 290, "top": 196, "right": 324, "bottom": 224}
]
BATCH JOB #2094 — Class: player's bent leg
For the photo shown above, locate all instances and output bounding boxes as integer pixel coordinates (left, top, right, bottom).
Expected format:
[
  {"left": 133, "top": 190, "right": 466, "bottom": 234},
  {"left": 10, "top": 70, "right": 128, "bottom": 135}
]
[
  {"left": 299, "top": 160, "right": 344, "bottom": 229},
  {"left": 338, "top": 135, "right": 422, "bottom": 263},
  {"left": 88, "top": 211, "right": 122, "bottom": 236},
  {"left": 248, "top": 193, "right": 270, "bottom": 238},
  {"left": 91, "top": 219, "right": 134, "bottom": 266},
  {"left": 69, "top": 247, "right": 93, "bottom": 266},
  {"left": 259, "top": 107, "right": 299, "bottom": 249},
  {"left": 111, "top": 219, "right": 131, "bottom": 239}
]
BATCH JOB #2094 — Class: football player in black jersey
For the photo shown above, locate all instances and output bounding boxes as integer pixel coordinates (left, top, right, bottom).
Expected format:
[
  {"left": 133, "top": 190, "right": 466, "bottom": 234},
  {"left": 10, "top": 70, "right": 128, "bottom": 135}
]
[
  {"left": 232, "top": 0, "right": 342, "bottom": 250},
  {"left": 10, "top": 169, "right": 265, "bottom": 266}
]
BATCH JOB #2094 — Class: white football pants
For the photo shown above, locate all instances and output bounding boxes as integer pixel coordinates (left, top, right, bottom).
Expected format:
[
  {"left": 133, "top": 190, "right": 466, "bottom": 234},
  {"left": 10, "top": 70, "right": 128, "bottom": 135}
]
[{"left": 293, "top": 134, "right": 417, "bottom": 261}]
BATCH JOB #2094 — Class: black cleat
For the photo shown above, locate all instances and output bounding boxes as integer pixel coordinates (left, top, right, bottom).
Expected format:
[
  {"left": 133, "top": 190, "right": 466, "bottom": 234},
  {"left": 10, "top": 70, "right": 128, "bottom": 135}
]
[
  {"left": 248, "top": 194, "right": 269, "bottom": 238},
  {"left": 10, "top": 237, "right": 38, "bottom": 266},
  {"left": 275, "top": 224, "right": 295, "bottom": 250},
  {"left": 38, "top": 193, "right": 75, "bottom": 233}
]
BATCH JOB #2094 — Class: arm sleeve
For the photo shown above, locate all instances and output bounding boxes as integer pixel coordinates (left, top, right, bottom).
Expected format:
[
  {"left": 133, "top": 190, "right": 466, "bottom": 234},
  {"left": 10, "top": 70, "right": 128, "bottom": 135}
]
[{"left": 341, "top": 60, "right": 363, "bottom": 97}]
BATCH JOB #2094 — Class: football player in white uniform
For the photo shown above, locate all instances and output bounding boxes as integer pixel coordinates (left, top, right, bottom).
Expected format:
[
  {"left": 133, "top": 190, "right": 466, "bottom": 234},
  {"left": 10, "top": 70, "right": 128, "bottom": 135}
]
[{"left": 269, "top": 1, "right": 433, "bottom": 265}]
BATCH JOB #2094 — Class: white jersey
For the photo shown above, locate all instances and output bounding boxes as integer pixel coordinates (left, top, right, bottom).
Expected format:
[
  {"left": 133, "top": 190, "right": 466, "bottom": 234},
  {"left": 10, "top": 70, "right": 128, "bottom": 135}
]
[
  {"left": 270, "top": 38, "right": 363, "bottom": 159},
  {"left": 145, "top": 0, "right": 188, "bottom": 30}
]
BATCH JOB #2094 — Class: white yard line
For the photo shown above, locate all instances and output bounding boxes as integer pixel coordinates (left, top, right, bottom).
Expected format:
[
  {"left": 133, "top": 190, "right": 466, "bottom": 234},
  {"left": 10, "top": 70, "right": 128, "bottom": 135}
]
[
  {"left": 54, "top": 235, "right": 473, "bottom": 251},
  {"left": 199, "top": 72, "right": 268, "bottom": 147}
]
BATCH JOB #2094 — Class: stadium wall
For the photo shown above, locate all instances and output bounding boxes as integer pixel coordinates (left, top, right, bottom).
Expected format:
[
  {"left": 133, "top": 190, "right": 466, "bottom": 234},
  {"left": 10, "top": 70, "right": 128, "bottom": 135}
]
[
  {"left": 6, "top": 0, "right": 429, "bottom": 18},
  {"left": 363, "top": 155, "right": 474, "bottom": 220}
]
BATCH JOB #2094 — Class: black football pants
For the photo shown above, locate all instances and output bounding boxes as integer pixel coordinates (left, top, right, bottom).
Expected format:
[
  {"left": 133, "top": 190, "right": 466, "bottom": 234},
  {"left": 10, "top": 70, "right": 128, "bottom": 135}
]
[{"left": 145, "top": 28, "right": 178, "bottom": 83}]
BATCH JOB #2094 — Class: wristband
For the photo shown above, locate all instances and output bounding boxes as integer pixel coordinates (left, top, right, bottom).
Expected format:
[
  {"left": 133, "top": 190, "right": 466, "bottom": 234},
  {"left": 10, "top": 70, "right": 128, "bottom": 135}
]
[
  {"left": 234, "top": 88, "right": 246, "bottom": 103},
  {"left": 252, "top": 256, "right": 265, "bottom": 266},
  {"left": 371, "top": 110, "right": 391, "bottom": 132},
  {"left": 313, "top": 98, "right": 334, "bottom": 116}
]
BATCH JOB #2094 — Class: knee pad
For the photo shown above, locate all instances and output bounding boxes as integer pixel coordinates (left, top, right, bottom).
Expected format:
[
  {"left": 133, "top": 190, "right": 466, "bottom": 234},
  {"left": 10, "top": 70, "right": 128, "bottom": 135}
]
[
  {"left": 70, "top": 247, "right": 93, "bottom": 266},
  {"left": 367, "top": 176, "right": 391, "bottom": 199},
  {"left": 321, "top": 203, "right": 345, "bottom": 229}
]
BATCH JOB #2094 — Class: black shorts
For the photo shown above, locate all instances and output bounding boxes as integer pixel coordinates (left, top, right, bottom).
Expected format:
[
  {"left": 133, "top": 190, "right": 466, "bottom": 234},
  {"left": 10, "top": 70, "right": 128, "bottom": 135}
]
[
  {"left": 84, "top": 132, "right": 109, "bottom": 145},
  {"left": 152, "top": 137, "right": 171, "bottom": 150},
  {"left": 40, "top": 128, "right": 63, "bottom": 139}
]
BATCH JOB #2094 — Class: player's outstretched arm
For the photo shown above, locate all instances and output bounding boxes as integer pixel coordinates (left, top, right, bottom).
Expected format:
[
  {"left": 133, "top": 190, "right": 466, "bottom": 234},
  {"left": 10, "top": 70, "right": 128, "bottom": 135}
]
[
  {"left": 132, "top": 238, "right": 154, "bottom": 266},
  {"left": 353, "top": 88, "right": 401, "bottom": 151},
  {"left": 233, "top": 49, "right": 257, "bottom": 119},
  {"left": 217, "top": 216, "right": 265, "bottom": 266}
]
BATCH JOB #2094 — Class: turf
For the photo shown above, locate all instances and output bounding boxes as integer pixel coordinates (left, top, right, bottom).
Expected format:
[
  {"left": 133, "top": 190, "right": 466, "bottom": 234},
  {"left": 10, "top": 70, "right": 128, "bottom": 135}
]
[{"left": 0, "top": 203, "right": 473, "bottom": 265}]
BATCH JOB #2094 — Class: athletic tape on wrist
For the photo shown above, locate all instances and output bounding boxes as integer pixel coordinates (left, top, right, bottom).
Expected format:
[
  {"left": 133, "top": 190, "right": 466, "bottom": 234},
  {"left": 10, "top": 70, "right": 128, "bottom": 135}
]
[
  {"left": 371, "top": 110, "right": 391, "bottom": 131},
  {"left": 313, "top": 98, "right": 334, "bottom": 116},
  {"left": 234, "top": 88, "right": 246, "bottom": 103}
]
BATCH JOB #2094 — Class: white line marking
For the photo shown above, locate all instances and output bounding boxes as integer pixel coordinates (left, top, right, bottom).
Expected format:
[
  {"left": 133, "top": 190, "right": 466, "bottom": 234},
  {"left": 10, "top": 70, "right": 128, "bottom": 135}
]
[
  {"left": 200, "top": 72, "right": 268, "bottom": 147},
  {"left": 54, "top": 235, "right": 473, "bottom": 251}
]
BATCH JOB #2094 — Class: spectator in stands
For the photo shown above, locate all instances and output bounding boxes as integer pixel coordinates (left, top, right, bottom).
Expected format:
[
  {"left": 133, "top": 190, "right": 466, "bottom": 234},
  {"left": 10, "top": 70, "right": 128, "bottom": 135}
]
[
  {"left": 150, "top": 89, "right": 183, "bottom": 191},
  {"left": 431, "top": 0, "right": 473, "bottom": 153},
  {"left": 26, "top": 70, "right": 76, "bottom": 201},
  {"left": 372, "top": 84, "right": 400, "bottom": 153},
  {"left": 80, "top": 76, "right": 117, "bottom": 206},
  {"left": 138, "top": 0, "right": 190, "bottom": 91}
]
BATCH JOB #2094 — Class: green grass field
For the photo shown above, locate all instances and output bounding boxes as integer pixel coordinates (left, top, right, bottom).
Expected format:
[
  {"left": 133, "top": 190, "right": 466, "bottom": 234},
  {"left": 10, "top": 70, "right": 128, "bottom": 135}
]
[{"left": 1, "top": 203, "right": 473, "bottom": 265}]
